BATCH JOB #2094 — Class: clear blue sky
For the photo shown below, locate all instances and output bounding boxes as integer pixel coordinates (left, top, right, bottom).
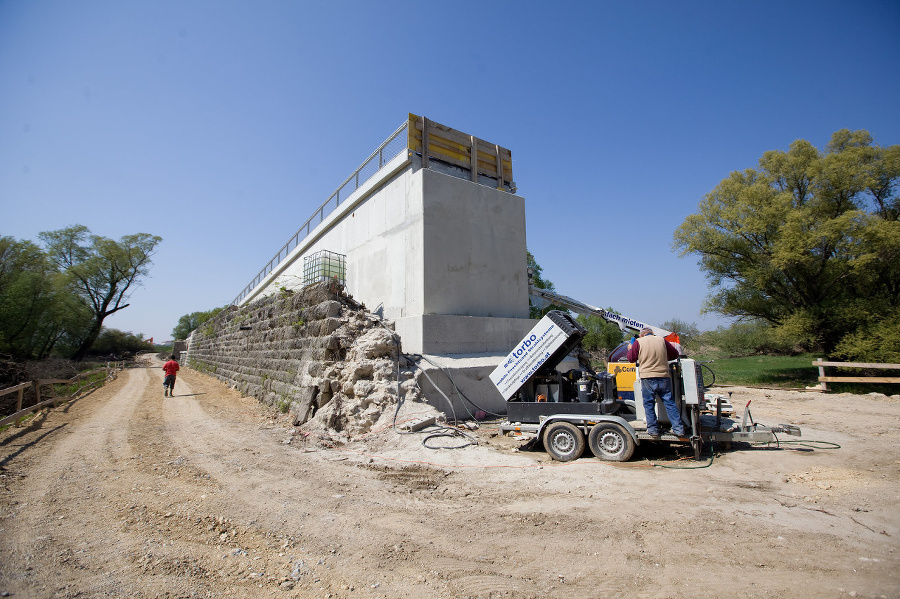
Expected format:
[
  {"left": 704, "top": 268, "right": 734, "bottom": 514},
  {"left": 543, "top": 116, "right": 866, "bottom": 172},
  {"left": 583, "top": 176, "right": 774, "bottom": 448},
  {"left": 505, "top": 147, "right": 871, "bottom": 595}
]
[{"left": 2, "top": 0, "right": 899, "bottom": 342}]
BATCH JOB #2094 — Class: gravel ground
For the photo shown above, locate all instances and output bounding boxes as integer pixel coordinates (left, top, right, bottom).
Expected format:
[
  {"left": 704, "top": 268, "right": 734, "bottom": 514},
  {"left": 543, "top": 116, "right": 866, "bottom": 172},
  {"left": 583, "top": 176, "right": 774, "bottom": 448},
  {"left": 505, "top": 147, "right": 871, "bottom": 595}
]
[{"left": 1, "top": 356, "right": 898, "bottom": 598}]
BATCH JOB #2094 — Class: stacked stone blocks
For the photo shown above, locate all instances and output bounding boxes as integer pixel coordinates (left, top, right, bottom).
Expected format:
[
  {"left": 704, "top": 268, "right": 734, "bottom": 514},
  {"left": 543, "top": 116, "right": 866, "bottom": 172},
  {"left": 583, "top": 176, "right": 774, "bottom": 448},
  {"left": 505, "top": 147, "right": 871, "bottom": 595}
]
[{"left": 187, "top": 282, "right": 400, "bottom": 435}]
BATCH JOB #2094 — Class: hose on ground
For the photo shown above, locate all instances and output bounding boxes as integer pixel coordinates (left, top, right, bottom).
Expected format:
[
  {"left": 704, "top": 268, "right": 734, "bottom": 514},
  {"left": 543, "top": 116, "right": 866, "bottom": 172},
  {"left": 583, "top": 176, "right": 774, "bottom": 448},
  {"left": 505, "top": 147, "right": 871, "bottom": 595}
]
[
  {"left": 408, "top": 353, "right": 504, "bottom": 419},
  {"left": 421, "top": 426, "right": 479, "bottom": 450}
]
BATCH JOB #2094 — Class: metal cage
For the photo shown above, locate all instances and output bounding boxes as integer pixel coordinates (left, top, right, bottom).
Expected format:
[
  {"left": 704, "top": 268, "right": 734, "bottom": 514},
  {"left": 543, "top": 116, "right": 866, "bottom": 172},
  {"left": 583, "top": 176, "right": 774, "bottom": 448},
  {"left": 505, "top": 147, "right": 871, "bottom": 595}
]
[{"left": 302, "top": 250, "right": 346, "bottom": 288}]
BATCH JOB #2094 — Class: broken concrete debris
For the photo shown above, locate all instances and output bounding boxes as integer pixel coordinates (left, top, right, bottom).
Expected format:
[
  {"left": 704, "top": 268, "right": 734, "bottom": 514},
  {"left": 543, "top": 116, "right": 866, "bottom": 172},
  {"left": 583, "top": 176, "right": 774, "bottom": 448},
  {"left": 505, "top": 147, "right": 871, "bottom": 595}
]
[{"left": 186, "top": 282, "right": 427, "bottom": 437}]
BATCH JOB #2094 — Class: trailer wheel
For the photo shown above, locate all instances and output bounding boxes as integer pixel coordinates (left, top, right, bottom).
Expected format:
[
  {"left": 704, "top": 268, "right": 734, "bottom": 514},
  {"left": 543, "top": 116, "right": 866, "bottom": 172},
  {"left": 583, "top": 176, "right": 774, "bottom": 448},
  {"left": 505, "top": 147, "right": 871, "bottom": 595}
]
[
  {"left": 588, "top": 423, "right": 635, "bottom": 462},
  {"left": 543, "top": 422, "right": 585, "bottom": 462}
]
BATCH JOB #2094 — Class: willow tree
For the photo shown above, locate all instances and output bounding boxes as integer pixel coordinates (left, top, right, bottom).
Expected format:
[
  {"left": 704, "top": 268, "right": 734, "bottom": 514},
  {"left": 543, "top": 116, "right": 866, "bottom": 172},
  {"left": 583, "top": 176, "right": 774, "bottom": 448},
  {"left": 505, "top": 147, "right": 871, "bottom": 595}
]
[
  {"left": 674, "top": 129, "right": 900, "bottom": 357},
  {"left": 39, "top": 225, "right": 162, "bottom": 361},
  {"left": 0, "top": 236, "right": 89, "bottom": 359}
]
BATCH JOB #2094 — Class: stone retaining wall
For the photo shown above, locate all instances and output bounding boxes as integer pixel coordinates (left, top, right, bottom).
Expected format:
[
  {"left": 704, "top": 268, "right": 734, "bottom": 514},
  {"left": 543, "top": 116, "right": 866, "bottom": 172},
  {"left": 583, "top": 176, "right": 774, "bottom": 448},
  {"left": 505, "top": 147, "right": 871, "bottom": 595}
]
[{"left": 187, "top": 282, "right": 405, "bottom": 436}]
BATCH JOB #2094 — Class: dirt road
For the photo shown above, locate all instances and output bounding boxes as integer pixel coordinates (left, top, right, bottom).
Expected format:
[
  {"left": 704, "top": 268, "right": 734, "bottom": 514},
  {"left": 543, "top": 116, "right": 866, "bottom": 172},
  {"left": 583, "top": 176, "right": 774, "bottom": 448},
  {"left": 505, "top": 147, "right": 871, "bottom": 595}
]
[{"left": 1, "top": 358, "right": 898, "bottom": 598}]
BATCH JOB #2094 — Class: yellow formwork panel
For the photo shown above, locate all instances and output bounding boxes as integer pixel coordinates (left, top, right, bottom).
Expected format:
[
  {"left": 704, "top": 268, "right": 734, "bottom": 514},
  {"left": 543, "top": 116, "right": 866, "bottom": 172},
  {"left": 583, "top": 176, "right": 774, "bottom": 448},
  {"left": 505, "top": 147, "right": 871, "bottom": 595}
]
[{"left": 407, "top": 113, "right": 513, "bottom": 183}]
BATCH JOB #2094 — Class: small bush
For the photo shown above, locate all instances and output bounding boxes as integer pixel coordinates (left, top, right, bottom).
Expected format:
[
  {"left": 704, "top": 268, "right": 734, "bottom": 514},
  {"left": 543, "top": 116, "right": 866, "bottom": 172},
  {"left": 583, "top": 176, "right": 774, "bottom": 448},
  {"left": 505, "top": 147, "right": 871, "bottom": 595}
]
[
  {"left": 661, "top": 318, "right": 701, "bottom": 354},
  {"left": 833, "top": 308, "right": 900, "bottom": 364},
  {"left": 698, "top": 320, "right": 793, "bottom": 358}
]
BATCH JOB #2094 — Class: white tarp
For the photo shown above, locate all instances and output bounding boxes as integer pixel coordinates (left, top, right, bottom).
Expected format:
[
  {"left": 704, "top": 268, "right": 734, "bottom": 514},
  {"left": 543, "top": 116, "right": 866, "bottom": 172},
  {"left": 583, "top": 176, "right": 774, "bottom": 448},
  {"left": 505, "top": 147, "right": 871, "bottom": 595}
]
[{"left": 489, "top": 314, "right": 570, "bottom": 401}]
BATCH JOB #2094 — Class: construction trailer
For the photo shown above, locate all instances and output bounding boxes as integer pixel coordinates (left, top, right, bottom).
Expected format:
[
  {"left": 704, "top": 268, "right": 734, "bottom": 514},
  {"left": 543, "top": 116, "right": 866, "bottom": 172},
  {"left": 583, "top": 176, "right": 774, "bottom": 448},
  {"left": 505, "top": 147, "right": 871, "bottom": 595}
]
[{"left": 490, "top": 311, "right": 801, "bottom": 462}]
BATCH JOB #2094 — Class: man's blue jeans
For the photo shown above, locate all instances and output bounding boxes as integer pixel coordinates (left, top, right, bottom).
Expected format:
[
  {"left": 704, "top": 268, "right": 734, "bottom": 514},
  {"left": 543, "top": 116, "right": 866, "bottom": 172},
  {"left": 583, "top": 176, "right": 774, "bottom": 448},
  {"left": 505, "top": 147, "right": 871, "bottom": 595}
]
[{"left": 641, "top": 376, "right": 685, "bottom": 434}]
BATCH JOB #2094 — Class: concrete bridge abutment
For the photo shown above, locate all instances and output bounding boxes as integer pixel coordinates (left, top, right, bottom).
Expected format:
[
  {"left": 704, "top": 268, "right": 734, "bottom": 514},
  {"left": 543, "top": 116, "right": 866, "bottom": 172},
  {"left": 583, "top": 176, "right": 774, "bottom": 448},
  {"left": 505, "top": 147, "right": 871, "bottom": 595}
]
[{"left": 230, "top": 115, "right": 538, "bottom": 417}]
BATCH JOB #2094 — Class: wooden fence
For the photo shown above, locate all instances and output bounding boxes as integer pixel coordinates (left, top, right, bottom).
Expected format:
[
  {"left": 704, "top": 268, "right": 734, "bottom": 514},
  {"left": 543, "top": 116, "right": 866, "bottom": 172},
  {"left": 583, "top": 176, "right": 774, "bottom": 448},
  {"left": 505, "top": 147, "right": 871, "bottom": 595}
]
[
  {"left": 812, "top": 358, "right": 900, "bottom": 391},
  {"left": 0, "top": 362, "right": 125, "bottom": 427}
]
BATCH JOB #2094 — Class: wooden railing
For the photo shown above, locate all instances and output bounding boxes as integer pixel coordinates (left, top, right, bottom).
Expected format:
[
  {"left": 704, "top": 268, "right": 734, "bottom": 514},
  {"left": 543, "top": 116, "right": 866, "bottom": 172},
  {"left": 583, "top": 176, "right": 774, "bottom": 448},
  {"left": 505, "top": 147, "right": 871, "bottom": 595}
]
[
  {"left": 812, "top": 358, "right": 900, "bottom": 391},
  {"left": 0, "top": 362, "right": 125, "bottom": 427}
]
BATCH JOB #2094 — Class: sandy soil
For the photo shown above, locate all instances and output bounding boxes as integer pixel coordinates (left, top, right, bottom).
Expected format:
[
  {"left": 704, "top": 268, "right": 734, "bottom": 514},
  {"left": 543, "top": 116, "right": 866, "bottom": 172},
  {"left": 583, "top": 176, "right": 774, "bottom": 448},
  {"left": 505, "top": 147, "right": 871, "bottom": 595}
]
[{"left": 0, "top": 356, "right": 898, "bottom": 599}]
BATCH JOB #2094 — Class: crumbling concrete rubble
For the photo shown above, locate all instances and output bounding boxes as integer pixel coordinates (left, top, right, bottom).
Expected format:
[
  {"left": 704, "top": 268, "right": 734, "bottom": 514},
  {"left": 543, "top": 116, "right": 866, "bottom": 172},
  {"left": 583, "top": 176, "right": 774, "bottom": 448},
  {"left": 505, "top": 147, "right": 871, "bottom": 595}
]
[{"left": 186, "top": 282, "right": 424, "bottom": 438}]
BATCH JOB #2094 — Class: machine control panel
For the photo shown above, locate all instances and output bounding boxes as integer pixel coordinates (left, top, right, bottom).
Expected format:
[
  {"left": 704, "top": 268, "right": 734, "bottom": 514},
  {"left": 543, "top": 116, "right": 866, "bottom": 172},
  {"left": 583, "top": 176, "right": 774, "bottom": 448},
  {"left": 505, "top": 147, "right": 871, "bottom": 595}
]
[{"left": 680, "top": 359, "right": 704, "bottom": 405}]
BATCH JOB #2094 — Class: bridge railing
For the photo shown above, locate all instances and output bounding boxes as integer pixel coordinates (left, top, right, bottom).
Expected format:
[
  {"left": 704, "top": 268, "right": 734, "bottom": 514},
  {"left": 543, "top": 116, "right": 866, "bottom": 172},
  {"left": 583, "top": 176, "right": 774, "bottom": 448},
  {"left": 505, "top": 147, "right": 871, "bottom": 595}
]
[
  {"left": 232, "top": 114, "right": 515, "bottom": 306},
  {"left": 231, "top": 119, "right": 410, "bottom": 306}
]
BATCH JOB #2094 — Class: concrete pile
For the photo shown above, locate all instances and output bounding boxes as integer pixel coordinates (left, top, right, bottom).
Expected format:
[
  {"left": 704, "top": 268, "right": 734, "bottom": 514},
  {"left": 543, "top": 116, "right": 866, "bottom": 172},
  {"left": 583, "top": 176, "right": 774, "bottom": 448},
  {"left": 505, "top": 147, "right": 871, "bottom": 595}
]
[{"left": 186, "top": 282, "right": 424, "bottom": 438}]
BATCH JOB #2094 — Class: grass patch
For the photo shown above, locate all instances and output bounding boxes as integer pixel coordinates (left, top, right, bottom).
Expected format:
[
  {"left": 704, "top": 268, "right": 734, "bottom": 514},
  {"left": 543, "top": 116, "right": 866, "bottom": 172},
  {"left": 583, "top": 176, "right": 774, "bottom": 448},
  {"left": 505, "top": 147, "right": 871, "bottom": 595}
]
[
  {"left": 699, "top": 353, "right": 900, "bottom": 394},
  {"left": 52, "top": 370, "right": 108, "bottom": 397},
  {"left": 700, "top": 353, "right": 820, "bottom": 388}
]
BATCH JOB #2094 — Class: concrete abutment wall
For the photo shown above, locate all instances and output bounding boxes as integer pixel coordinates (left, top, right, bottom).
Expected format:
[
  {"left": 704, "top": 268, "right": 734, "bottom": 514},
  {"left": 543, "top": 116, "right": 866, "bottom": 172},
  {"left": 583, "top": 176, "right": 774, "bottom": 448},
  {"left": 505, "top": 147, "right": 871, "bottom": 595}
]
[{"left": 191, "top": 116, "right": 540, "bottom": 422}]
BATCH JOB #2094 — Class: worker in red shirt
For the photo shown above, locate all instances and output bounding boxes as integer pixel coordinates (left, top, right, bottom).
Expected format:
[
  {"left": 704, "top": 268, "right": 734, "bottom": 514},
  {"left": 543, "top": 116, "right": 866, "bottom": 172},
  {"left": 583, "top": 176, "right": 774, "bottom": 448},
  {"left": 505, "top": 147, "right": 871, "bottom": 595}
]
[{"left": 162, "top": 355, "right": 180, "bottom": 397}]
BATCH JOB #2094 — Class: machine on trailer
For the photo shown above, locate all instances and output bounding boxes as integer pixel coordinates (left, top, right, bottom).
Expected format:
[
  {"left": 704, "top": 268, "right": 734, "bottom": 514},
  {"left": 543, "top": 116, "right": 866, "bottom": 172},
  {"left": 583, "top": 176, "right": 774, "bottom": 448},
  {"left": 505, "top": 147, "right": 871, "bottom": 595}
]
[
  {"left": 528, "top": 284, "right": 681, "bottom": 401},
  {"left": 490, "top": 309, "right": 801, "bottom": 462}
]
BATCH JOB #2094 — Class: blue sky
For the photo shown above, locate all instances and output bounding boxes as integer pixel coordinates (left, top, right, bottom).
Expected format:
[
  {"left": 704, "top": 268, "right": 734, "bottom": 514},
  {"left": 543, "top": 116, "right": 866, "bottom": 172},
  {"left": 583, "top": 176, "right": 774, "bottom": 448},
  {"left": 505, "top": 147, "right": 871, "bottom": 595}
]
[{"left": 2, "top": 0, "right": 899, "bottom": 342}]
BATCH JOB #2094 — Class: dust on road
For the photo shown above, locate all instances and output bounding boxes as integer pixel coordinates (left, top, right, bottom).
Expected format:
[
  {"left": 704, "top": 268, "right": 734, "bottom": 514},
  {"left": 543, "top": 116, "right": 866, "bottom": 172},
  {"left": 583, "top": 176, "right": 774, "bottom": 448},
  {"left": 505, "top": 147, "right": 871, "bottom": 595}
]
[{"left": 1, "top": 356, "right": 898, "bottom": 598}]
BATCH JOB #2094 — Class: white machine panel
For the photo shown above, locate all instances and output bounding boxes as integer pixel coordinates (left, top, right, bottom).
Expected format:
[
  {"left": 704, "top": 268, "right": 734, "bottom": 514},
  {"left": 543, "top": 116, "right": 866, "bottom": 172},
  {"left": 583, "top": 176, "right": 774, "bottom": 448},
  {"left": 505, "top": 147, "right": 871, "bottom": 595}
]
[
  {"left": 680, "top": 359, "right": 704, "bottom": 405},
  {"left": 489, "top": 314, "right": 570, "bottom": 401}
]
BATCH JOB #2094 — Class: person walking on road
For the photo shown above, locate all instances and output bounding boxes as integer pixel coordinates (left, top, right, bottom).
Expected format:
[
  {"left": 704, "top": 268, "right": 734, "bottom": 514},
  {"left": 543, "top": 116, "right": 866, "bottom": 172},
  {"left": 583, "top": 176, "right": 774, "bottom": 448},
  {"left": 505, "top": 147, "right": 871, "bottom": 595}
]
[
  {"left": 162, "top": 355, "right": 180, "bottom": 397},
  {"left": 626, "top": 327, "right": 684, "bottom": 436}
]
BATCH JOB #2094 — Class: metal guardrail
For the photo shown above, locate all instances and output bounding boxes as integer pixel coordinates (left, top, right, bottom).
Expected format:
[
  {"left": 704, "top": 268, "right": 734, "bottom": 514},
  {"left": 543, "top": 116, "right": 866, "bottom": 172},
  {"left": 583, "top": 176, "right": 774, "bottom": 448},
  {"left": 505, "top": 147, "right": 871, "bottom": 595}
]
[{"left": 232, "top": 120, "right": 410, "bottom": 306}]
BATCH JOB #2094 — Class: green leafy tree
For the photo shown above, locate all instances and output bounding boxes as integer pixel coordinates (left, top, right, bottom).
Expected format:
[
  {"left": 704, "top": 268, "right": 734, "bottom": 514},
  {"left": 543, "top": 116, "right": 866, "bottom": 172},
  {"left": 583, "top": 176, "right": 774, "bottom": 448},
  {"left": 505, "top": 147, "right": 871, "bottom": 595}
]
[
  {"left": 577, "top": 313, "right": 625, "bottom": 358},
  {"left": 674, "top": 129, "right": 900, "bottom": 356},
  {"left": 661, "top": 318, "right": 700, "bottom": 354},
  {"left": 88, "top": 328, "right": 153, "bottom": 357},
  {"left": 0, "top": 236, "right": 53, "bottom": 359},
  {"left": 0, "top": 236, "right": 90, "bottom": 360},
  {"left": 39, "top": 225, "right": 162, "bottom": 361},
  {"left": 172, "top": 307, "right": 224, "bottom": 340},
  {"left": 527, "top": 250, "right": 568, "bottom": 319}
]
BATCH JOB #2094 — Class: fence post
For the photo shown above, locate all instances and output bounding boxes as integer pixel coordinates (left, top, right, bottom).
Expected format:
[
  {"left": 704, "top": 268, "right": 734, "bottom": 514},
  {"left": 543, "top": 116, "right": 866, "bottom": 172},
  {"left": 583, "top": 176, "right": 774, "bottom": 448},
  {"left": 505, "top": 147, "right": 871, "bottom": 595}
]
[
  {"left": 16, "top": 386, "right": 24, "bottom": 412},
  {"left": 817, "top": 358, "right": 827, "bottom": 391},
  {"left": 495, "top": 143, "right": 503, "bottom": 189},
  {"left": 52, "top": 379, "right": 62, "bottom": 407},
  {"left": 469, "top": 135, "right": 479, "bottom": 183},
  {"left": 421, "top": 115, "right": 430, "bottom": 168}
]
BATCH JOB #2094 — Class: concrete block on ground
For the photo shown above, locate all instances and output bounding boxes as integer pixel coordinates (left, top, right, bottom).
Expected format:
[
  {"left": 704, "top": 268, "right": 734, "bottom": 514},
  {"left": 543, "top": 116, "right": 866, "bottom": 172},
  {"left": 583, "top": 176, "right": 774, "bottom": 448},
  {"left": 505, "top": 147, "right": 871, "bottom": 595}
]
[{"left": 410, "top": 353, "right": 510, "bottom": 419}]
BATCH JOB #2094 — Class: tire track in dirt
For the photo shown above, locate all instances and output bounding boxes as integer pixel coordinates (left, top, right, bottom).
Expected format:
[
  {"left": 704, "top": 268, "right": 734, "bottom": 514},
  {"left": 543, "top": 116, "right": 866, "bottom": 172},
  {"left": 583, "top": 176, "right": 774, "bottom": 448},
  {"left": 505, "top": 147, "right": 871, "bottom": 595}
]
[
  {"left": 1, "top": 366, "right": 167, "bottom": 597},
  {"left": 160, "top": 366, "right": 626, "bottom": 597},
  {"left": 160, "top": 367, "right": 507, "bottom": 596}
]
